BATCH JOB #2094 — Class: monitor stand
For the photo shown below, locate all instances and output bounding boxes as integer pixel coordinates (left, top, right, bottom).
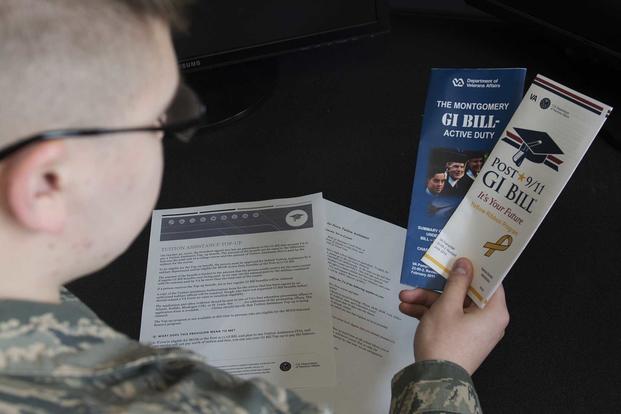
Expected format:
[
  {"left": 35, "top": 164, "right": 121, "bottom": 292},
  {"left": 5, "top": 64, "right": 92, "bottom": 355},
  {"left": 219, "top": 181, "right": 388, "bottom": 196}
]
[{"left": 183, "top": 58, "right": 279, "bottom": 130}]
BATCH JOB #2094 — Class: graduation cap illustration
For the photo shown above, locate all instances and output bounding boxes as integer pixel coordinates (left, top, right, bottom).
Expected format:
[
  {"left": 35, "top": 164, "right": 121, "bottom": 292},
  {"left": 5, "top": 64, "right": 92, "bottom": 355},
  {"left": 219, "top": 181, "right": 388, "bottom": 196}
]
[
  {"left": 501, "top": 128, "right": 564, "bottom": 171},
  {"left": 290, "top": 213, "right": 305, "bottom": 221}
]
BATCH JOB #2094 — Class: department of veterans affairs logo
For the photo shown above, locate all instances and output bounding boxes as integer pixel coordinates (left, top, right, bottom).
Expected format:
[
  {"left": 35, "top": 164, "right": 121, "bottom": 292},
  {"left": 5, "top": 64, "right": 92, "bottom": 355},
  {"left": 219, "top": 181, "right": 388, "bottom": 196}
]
[
  {"left": 501, "top": 127, "right": 564, "bottom": 171},
  {"left": 540, "top": 97, "right": 551, "bottom": 109},
  {"left": 452, "top": 78, "right": 465, "bottom": 87},
  {"left": 279, "top": 361, "right": 292, "bottom": 372}
]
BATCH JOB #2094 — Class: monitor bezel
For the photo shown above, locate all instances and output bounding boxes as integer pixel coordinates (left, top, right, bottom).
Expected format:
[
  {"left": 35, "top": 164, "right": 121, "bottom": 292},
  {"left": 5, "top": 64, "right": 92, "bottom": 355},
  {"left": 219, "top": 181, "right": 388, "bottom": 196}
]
[{"left": 176, "top": 0, "right": 390, "bottom": 73}]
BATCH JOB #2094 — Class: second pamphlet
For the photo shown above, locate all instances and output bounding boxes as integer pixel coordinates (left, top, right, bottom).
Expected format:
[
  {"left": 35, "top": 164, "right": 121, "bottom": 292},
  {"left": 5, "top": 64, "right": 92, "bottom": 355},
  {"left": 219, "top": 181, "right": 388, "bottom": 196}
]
[{"left": 401, "top": 68, "right": 526, "bottom": 290}]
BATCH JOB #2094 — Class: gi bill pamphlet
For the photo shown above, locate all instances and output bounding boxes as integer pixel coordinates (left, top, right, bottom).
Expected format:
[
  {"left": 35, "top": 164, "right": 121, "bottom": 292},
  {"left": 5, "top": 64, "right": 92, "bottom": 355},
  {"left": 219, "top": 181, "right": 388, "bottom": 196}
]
[
  {"left": 401, "top": 68, "right": 526, "bottom": 290},
  {"left": 297, "top": 200, "right": 417, "bottom": 414},
  {"left": 422, "top": 75, "right": 613, "bottom": 307},
  {"left": 140, "top": 193, "right": 336, "bottom": 388}
]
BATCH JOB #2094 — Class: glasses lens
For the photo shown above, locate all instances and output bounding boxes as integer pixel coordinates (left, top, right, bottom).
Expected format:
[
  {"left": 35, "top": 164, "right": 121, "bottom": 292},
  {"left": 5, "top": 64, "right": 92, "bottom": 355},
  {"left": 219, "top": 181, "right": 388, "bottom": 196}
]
[{"left": 164, "top": 82, "right": 206, "bottom": 142}]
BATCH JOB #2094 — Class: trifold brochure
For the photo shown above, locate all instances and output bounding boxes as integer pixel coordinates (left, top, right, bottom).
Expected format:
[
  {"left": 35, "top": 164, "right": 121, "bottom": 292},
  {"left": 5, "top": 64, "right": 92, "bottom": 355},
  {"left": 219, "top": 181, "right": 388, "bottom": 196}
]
[
  {"left": 422, "top": 75, "right": 612, "bottom": 307},
  {"left": 400, "top": 68, "right": 526, "bottom": 290},
  {"left": 140, "top": 193, "right": 417, "bottom": 413}
]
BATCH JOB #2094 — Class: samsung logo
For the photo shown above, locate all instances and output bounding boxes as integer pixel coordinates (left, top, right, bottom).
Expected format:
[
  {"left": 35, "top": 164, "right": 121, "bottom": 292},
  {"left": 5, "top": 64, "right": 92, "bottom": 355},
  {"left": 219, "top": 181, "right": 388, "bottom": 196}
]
[{"left": 180, "top": 59, "right": 201, "bottom": 70}]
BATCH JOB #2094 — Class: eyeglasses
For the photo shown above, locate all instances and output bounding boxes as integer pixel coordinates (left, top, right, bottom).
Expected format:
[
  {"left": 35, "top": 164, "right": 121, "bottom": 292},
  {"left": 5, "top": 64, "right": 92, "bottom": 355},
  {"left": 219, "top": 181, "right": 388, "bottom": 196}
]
[{"left": 0, "top": 81, "right": 206, "bottom": 161}]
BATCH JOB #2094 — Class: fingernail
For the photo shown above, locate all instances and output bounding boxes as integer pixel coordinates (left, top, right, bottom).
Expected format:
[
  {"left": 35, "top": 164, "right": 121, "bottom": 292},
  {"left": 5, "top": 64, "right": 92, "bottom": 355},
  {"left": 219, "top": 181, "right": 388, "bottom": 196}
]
[{"left": 452, "top": 258, "right": 468, "bottom": 276}]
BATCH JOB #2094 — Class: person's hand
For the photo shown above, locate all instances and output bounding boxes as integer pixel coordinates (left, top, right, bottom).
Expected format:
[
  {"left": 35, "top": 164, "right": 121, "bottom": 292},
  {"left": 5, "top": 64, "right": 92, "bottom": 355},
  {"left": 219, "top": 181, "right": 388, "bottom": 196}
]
[{"left": 398, "top": 257, "right": 509, "bottom": 375}]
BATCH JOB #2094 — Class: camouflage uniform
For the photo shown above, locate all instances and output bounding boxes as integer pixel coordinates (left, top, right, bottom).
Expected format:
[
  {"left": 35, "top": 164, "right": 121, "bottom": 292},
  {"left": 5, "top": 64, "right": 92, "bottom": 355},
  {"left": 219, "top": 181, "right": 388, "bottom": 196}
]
[
  {"left": 0, "top": 289, "right": 481, "bottom": 413},
  {"left": 391, "top": 361, "right": 482, "bottom": 413}
]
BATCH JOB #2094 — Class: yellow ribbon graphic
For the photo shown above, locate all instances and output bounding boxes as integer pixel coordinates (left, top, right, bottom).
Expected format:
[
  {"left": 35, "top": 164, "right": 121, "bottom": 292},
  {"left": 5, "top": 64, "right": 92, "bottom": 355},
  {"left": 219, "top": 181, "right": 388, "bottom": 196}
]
[{"left": 483, "top": 235, "right": 513, "bottom": 257}]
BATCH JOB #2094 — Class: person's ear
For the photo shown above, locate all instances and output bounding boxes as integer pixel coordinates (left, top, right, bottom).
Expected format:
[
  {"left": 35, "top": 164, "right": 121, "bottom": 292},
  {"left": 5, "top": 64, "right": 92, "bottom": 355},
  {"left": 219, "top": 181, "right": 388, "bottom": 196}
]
[{"left": 4, "top": 140, "right": 67, "bottom": 233}]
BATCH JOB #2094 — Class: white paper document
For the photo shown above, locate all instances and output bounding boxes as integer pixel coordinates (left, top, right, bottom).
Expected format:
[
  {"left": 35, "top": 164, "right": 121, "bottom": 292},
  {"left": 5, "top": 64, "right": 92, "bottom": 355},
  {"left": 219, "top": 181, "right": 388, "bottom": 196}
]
[
  {"left": 140, "top": 194, "right": 417, "bottom": 411},
  {"left": 140, "top": 193, "right": 336, "bottom": 388},
  {"left": 297, "top": 201, "right": 417, "bottom": 413}
]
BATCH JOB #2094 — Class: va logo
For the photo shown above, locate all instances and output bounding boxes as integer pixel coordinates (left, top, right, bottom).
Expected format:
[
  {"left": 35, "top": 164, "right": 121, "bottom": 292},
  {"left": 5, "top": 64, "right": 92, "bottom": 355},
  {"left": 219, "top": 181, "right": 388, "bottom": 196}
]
[
  {"left": 540, "top": 97, "right": 551, "bottom": 109},
  {"left": 501, "top": 128, "right": 564, "bottom": 171},
  {"left": 452, "top": 78, "right": 464, "bottom": 87},
  {"left": 280, "top": 361, "right": 292, "bottom": 372}
]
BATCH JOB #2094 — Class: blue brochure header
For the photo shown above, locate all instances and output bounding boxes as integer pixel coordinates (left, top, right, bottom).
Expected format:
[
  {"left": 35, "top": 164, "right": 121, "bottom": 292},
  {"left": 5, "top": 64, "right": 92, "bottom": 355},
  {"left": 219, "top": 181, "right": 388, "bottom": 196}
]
[{"left": 401, "top": 68, "right": 526, "bottom": 290}]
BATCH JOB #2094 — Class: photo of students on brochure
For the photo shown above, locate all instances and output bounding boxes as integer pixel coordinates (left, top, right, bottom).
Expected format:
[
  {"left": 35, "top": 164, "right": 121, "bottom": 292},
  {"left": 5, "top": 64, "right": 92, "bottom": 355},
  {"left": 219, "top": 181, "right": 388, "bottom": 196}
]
[{"left": 425, "top": 148, "right": 488, "bottom": 218}]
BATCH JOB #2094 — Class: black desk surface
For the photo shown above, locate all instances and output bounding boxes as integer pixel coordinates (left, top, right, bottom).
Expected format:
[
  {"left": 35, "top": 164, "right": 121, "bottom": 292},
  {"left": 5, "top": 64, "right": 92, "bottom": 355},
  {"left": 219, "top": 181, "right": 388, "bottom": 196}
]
[{"left": 69, "top": 12, "right": 621, "bottom": 413}]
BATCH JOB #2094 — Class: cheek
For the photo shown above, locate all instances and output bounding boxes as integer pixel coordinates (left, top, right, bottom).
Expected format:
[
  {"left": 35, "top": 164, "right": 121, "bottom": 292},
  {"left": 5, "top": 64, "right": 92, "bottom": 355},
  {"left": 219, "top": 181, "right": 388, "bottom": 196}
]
[
  {"left": 96, "top": 139, "right": 163, "bottom": 241},
  {"left": 124, "top": 140, "right": 164, "bottom": 210},
  {"left": 64, "top": 138, "right": 164, "bottom": 273}
]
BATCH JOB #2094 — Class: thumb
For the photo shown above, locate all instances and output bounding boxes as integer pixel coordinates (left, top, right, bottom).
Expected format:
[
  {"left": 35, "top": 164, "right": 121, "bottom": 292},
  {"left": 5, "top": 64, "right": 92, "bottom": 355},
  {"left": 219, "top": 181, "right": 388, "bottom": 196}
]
[{"left": 437, "top": 257, "right": 474, "bottom": 311}]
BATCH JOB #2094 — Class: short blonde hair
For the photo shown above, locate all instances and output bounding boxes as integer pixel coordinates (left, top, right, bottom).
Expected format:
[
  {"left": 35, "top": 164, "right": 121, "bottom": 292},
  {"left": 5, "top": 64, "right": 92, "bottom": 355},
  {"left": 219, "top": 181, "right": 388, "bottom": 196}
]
[{"left": 0, "top": 0, "right": 186, "bottom": 145}]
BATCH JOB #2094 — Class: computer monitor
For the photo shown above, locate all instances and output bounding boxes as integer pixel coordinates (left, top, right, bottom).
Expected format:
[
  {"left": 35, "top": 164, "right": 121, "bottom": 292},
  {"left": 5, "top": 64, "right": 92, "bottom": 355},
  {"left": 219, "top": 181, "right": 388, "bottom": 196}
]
[{"left": 174, "top": 1, "right": 390, "bottom": 128}]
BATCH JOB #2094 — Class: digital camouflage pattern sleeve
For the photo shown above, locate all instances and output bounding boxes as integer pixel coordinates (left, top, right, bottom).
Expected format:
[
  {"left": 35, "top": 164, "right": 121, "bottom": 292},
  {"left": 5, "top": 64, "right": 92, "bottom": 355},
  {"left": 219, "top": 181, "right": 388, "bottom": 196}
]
[
  {"left": 0, "top": 289, "right": 326, "bottom": 414},
  {"left": 390, "top": 360, "right": 482, "bottom": 413}
]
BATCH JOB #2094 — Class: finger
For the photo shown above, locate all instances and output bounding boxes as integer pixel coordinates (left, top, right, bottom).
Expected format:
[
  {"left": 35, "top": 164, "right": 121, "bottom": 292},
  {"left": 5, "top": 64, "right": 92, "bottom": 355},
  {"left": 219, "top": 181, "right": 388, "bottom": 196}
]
[
  {"left": 436, "top": 257, "right": 474, "bottom": 312},
  {"left": 464, "top": 286, "right": 496, "bottom": 313},
  {"left": 484, "top": 284, "right": 507, "bottom": 311},
  {"left": 399, "top": 288, "right": 440, "bottom": 307},
  {"left": 467, "top": 285, "right": 510, "bottom": 334},
  {"left": 463, "top": 299, "right": 479, "bottom": 314},
  {"left": 482, "top": 284, "right": 509, "bottom": 322},
  {"left": 398, "top": 302, "right": 429, "bottom": 319}
]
